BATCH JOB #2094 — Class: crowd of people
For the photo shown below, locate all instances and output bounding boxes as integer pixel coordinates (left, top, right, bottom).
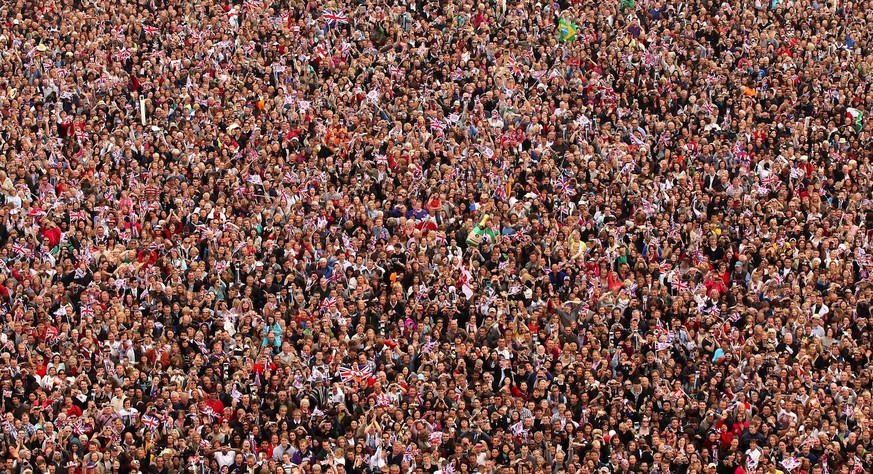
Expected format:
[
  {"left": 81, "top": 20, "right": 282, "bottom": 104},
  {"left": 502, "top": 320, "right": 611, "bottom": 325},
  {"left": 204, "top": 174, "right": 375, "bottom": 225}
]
[{"left": 0, "top": 0, "right": 872, "bottom": 473}]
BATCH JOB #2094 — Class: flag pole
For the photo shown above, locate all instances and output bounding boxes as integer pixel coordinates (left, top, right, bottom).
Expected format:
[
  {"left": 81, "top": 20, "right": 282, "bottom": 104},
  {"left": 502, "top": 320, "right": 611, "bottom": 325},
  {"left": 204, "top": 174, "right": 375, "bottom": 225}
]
[{"left": 140, "top": 96, "right": 147, "bottom": 126}]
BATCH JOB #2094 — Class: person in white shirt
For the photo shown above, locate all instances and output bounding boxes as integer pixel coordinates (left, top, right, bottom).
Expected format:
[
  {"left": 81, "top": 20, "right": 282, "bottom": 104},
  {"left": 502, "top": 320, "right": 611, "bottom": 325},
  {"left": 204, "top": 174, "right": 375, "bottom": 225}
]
[
  {"left": 214, "top": 447, "right": 236, "bottom": 469},
  {"left": 109, "top": 386, "right": 127, "bottom": 412},
  {"left": 745, "top": 437, "right": 762, "bottom": 469},
  {"left": 810, "top": 315, "right": 826, "bottom": 339},
  {"left": 39, "top": 366, "right": 57, "bottom": 391}
]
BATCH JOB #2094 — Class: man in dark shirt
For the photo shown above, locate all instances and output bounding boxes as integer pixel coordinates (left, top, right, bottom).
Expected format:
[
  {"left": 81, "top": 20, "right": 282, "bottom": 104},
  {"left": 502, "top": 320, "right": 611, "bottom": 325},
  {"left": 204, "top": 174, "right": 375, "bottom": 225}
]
[{"left": 703, "top": 236, "right": 725, "bottom": 262}]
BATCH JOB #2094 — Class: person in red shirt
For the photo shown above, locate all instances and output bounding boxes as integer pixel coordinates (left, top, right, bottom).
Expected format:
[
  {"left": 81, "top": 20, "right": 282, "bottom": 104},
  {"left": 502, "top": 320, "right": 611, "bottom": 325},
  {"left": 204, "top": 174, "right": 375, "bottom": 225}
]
[
  {"left": 64, "top": 396, "right": 83, "bottom": 418},
  {"left": 39, "top": 219, "right": 62, "bottom": 249},
  {"left": 136, "top": 246, "right": 158, "bottom": 267},
  {"left": 33, "top": 353, "right": 48, "bottom": 377},
  {"left": 205, "top": 392, "right": 225, "bottom": 417}
]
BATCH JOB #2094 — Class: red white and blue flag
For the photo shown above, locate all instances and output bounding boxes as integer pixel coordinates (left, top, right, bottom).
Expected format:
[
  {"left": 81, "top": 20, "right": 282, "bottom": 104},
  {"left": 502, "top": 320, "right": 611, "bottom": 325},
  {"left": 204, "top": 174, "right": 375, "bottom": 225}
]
[
  {"left": 322, "top": 9, "right": 347, "bottom": 27},
  {"left": 319, "top": 297, "right": 336, "bottom": 312},
  {"left": 337, "top": 366, "right": 371, "bottom": 385},
  {"left": 553, "top": 176, "right": 574, "bottom": 196},
  {"left": 142, "top": 414, "right": 160, "bottom": 431},
  {"left": 404, "top": 445, "right": 418, "bottom": 462}
]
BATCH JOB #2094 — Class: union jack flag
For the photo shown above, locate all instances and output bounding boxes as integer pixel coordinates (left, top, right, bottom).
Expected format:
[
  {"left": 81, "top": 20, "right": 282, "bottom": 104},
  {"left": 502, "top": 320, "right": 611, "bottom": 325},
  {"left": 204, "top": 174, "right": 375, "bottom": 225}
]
[
  {"left": 762, "top": 174, "right": 780, "bottom": 188},
  {"left": 732, "top": 141, "right": 748, "bottom": 160},
  {"left": 143, "top": 25, "right": 160, "bottom": 35},
  {"left": 428, "top": 431, "right": 443, "bottom": 446},
  {"left": 505, "top": 55, "right": 521, "bottom": 76},
  {"left": 162, "top": 415, "right": 174, "bottom": 431},
  {"left": 553, "top": 176, "right": 574, "bottom": 196},
  {"left": 375, "top": 393, "right": 392, "bottom": 407},
  {"left": 429, "top": 118, "right": 446, "bottom": 133},
  {"left": 2, "top": 420, "right": 14, "bottom": 437},
  {"left": 12, "top": 244, "right": 29, "bottom": 258},
  {"left": 642, "top": 200, "right": 654, "bottom": 216},
  {"left": 642, "top": 51, "right": 657, "bottom": 68},
  {"left": 404, "top": 445, "right": 418, "bottom": 461},
  {"left": 780, "top": 457, "right": 801, "bottom": 472},
  {"left": 701, "top": 102, "right": 717, "bottom": 116},
  {"left": 389, "top": 66, "right": 403, "bottom": 80},
  {"left": 671, "top": 278, "right": 689, "bottom": 293},
  {"left": 659, "top": 262, "right": 671, "bottom": 273},
  {"left": 844, "top": 405, "right": 855, "bottom": 418},
  {"left": 45, "top": 326, "right": 59, "bottom": 342},
  {"left": 659, "top": 132, "right": 671, "bottom": 147},
  {"left": 200, "top": 406, "right": 218, "bottom": 420},
  {"left": 444, "top": 462, "right": 455, "bottom": 474},
  {"left": 685, "top": 142, "right": 699, "bottom": 156},
  {"left": 423, "top": 341, "right": 437, "bottom": 354},
  {"left": 322, "top": 9, "right": 347, "bottom": 26},
  {"left": 69, "top": 211, "right": 87, "bottom": 221},
  {"left": 493, "top": 186, "right": 507, "bottom": 201},
  {"left": 112, "top": 25, "right": 125, "bottom": 41},
  {"left": 319, "top": 297, "right": 336, "bottom": 312},
  {"left": 142, "top": 414, "right": 160, "bottom": 431},
  {"left": 72, "top": 420, "right": 87, "bottom": 435},
  {"left": 337, "top": 366, "right": 370, "bottom": 384}
]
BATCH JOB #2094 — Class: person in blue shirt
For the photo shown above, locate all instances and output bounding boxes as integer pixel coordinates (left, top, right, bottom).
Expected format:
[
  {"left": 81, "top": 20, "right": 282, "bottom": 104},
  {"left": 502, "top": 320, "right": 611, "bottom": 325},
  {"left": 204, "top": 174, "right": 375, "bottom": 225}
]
[
  {"left": 404, "top": 199, "right": 430, "bottom": 221},
  {"left": 291, "top": 438, "right": 315, "bottom": 465},
  {"left": 261, "top": 315, "right": 282, "bottom": 353},
  {"left": 547, "top": 263, "right": 567, "bottom": 290}
]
